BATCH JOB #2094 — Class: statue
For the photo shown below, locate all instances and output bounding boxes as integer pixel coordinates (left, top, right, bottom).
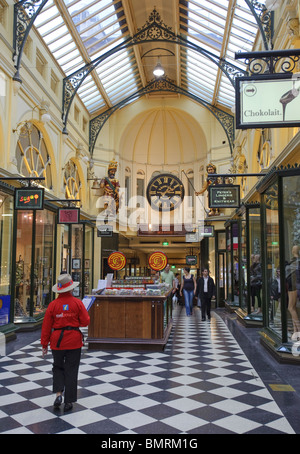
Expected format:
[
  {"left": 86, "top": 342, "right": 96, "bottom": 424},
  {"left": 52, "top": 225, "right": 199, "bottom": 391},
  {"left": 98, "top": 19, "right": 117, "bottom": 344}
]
[
  {"left": 195, "top": 163, "right": 222, "bottom": 216},
  {"left": 100, "top": 159, "right": 120, "bottom": 214}
]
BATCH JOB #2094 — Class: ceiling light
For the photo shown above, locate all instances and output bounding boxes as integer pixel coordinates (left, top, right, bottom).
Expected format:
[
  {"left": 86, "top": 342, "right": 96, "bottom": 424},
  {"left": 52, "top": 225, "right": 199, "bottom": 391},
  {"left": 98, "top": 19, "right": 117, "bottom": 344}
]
[{"left": 153, "top": 61, "right": 165, "bottom": 77}]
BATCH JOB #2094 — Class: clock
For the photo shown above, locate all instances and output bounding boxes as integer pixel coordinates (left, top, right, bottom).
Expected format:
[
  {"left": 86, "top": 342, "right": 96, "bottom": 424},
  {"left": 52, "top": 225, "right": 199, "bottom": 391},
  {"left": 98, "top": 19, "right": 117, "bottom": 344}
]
[{"left": 146, "top": 173, "right": 185, "bottom": 211}]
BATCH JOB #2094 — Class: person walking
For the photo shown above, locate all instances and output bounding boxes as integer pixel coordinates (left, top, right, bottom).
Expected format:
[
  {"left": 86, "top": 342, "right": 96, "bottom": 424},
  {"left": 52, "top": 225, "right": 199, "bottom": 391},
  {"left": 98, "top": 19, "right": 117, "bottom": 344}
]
[
  {"left": 196, "top": 268, "right": 215, "bottom": 321},
  {"left": 41, "top": 273, "right": 90, "bottom": 412},
  {"left": 180, "top": 267, "right": 196, "bottom": 316}
]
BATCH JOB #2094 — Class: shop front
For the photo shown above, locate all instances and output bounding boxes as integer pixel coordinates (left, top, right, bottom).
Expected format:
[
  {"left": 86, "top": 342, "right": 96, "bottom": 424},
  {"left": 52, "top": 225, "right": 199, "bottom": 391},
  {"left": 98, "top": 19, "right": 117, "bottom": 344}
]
[
  {"left": 258, "top": 165, "right": 300, "bottom": 362},
  {"left": 12, "top": 202, "right": 57, "bottom": 329}
]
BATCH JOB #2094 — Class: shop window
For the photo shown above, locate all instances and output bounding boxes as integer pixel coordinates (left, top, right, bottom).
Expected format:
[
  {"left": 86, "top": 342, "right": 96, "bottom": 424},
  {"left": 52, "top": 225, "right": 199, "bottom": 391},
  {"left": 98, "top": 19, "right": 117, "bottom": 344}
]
[
  {"left": 265, "top": 183, "right": 281, "bottom": 338},
  {"left": 249, "top": 207, "right": 262, "bottom": 316},
  {"left": 15, "top": 122, "right": 53, "bottom": 190},
  {"left": 0, "top": 192, "right": 13, "bottom": 326},
  {"left": 282, "top": 176, "right": 300, "bottom": 341},
  {"left": 14, "top": 209, "right": 55, "bottom": 320}
]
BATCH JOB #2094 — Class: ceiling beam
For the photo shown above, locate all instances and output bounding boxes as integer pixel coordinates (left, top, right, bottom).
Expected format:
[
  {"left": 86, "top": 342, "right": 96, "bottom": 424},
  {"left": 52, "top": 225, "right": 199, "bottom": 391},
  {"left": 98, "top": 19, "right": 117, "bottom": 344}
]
[
  {"left": 53, "top": 0, "right": 112, "bottom": 108},
  {"left": 212, "top": 0, "right": 237, "bottom": 105}
]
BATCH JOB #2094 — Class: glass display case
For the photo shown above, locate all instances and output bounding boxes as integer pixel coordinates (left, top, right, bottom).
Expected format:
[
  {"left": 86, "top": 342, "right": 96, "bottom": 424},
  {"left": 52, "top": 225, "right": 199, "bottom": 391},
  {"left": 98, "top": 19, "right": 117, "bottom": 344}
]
[{"left": 258, "top": 165, "right": 300, "bottom": 361}]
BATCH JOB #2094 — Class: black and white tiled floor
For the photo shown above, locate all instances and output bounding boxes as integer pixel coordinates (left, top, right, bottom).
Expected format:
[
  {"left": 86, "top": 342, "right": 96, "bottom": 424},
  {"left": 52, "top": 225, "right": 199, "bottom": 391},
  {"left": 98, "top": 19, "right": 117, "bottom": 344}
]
[{"left": 0, "top": 307, "right": 296, "bottom": 434}]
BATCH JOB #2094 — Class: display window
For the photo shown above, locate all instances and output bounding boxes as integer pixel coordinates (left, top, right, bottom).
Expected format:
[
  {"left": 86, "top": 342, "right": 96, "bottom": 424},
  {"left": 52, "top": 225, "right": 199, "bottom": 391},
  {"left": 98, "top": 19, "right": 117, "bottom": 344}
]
[
  {"left": 282, "top": 175, "right": 300, "bottom": 342},
  {"left": 248, "top": 206, "right": 262, "bottom": 318},
  {"left": 240, "top": 215, "right": 247, "bottom": 313},
  {"left": 259, "top": 167, "right": 300, "bottom": 359},
  {"left": 0, "top": 192, "right": 14, "bottom": 326},
  {"left": 14, "top": 208, "right": 56, "bottom": 321}
]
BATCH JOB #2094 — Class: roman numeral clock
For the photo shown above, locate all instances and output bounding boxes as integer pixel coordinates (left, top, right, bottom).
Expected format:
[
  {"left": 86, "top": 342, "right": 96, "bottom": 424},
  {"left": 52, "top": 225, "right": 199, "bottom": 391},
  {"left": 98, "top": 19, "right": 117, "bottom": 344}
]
[{"left": 146, "top": 173, "right": 185, "bottom": 211}]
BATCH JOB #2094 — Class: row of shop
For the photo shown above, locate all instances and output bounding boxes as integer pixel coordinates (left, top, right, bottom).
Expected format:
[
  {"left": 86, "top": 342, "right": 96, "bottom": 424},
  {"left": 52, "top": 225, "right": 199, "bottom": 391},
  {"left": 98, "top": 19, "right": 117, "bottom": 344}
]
[
  {"left": 0, "top": 180, "right": 97, "bottom": 339},
  {"left": 1, "top": 164, "right": 300, "bottom": 364},
  {"left": 221, "top": 164, "right": 300, "bottom": 363}
]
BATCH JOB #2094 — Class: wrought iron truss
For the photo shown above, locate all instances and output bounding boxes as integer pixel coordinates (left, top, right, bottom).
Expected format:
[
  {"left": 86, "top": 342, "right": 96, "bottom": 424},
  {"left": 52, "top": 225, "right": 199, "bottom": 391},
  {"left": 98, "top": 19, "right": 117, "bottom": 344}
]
[
  {"left": 12, "top": 0, "right": 273, "bottom": 133},
  {"left": 13, "top": 0, "right": 49, "bottom": 83},
  {"left": 62, "top": 7, "right": 246, "bottom": 135},
  {"left": 89, "top": 76, "right": 234, "bottom": 156},
  {"left": 235, "top": 49, "right": 300, "bottom": 75}
]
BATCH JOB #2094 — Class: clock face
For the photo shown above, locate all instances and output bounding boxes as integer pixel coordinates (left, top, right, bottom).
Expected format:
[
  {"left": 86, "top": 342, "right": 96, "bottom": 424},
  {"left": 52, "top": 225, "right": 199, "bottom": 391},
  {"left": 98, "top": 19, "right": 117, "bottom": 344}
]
[{"left": 146, "top": 173, "right": 185, "bottom": 211}]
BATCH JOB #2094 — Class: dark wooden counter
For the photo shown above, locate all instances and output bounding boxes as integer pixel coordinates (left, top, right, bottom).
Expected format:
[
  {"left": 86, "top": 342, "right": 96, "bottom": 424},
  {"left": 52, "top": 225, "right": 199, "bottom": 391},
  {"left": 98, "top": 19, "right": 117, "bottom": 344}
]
[{"left": 87, "top": 291, "right": 173, "bottom": 350}]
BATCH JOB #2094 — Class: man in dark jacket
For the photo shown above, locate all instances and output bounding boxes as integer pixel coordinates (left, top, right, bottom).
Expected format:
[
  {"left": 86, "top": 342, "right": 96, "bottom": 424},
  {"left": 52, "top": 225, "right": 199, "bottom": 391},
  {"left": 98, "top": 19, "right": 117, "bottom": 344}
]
[{"left": 196, "top": 268, "right": 215, "bottom": 321}]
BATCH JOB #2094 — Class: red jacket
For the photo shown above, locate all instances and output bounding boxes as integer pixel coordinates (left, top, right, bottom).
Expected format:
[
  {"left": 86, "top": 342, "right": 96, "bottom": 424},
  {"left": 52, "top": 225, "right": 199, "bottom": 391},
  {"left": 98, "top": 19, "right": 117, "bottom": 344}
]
[{"left": 41, "top": 292, "right": 90, "bottom": 350}]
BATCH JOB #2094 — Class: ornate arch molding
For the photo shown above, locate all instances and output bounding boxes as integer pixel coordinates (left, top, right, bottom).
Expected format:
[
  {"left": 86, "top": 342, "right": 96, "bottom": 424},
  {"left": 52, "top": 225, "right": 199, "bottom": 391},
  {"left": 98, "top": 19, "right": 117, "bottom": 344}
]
[{"left": 89, "top": 76, "right": 234, "bottom": 156}]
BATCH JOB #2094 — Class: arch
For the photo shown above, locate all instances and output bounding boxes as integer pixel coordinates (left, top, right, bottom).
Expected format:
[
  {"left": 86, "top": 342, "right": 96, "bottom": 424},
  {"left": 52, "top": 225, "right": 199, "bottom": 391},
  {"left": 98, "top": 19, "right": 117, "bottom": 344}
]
[{"left": 90, "top": 77, "right": 234, "bottom": 156}]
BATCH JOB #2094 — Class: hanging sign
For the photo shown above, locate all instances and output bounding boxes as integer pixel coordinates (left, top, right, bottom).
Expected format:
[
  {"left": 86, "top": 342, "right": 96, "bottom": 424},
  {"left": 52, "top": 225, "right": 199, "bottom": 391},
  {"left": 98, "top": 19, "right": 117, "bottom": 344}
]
[
  {"left": 97, "top": 224, "right": 113, "bottom": 237},
  {"left": 148, "top": 251, "right": 168, "bottom": 271},
  {"left": 236, "top": 73, "right": 300, "bottom": 129},
  {"left": 58, "top": 208, "right": 80, "bottom": 224},
  {"left": 107, "top": 251, "right": 126, "bottom": 271},
  {"left": 14, "top": 188, "right": 44, "bottom": 210},
  {"left": 199, "top": 225, "right": 215, "bottom": 237},
  {"left": 209, "top": 185, "right": 240, "bottom": 209},
  {"left": 186, "top": 255, "right": 197, "bottom": 266}
]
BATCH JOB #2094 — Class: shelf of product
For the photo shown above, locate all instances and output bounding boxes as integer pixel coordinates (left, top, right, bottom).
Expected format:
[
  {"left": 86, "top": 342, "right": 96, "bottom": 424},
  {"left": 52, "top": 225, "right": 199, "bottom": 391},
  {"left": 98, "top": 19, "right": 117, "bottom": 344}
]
[{"left": 103, "top": 281, "right": 171, "bottom": 296}]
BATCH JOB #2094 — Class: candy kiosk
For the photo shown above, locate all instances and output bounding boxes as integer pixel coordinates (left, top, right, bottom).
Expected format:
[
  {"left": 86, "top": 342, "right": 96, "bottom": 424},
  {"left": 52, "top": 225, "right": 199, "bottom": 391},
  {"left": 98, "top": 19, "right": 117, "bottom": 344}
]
[{"left": 87, "top": 252, "right": 173, "bottom": 350}]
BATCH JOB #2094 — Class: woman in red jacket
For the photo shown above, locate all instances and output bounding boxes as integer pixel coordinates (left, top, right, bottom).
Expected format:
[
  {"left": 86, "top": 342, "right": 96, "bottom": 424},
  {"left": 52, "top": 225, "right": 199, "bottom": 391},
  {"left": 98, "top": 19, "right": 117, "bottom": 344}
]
[{"left": 41, "top": 273, "right": 90, "bottom": 412}]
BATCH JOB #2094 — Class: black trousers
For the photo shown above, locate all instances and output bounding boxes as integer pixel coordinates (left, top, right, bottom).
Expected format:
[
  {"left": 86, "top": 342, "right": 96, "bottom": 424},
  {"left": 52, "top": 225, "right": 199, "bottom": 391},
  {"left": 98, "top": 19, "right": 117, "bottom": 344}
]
[
  {"left": 52, "top": 348, "right": 81, "bottom": 404},
  {"left": 201, "top": 294, "right": 211, "bottom": 319}
]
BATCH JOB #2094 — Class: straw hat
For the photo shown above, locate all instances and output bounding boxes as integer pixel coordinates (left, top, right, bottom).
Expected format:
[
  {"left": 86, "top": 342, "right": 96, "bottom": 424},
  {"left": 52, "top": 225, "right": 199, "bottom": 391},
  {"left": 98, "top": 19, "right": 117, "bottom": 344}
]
[{"left": 52, "top": 273, "right": 79, "bottom": 293}]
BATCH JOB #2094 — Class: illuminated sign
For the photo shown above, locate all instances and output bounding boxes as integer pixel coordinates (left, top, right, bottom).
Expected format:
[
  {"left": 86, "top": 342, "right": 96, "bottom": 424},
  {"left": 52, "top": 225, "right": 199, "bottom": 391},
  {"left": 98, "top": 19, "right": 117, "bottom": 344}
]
[
  {"left": 209, "top": 185, "right": 240, "bottom": 209},
  {"left": 14, "top": 188, "right": 44, "bottom": 210},
  {"left": 236, "top": 73, "right": 300, "bottom": 129},
  {"left": 58, "top": 208, "right": 80, "bottom": 224}
]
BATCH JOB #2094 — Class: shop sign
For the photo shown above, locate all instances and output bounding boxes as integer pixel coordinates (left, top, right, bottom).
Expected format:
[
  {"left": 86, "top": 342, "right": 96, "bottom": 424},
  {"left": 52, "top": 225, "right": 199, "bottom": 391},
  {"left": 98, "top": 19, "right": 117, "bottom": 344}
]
[
  {"left": 58, "top": 208, "right": 80, "bottom": 224},
  {"left": 186, "top": 255, "right": 197, "bottom": 266},
  {"left": 236, "top": 73, "right": 300, "bottom": 129},
  {"left": 15, "top": 188, "right": 44, "bottom": 210},
  {"left": 199, "top": 225, "right": 214, "bottom": 237},
  {"left": 209, "top": 185, "right": 240, "bottom": 209},
  {"left": 148, "top": 251, "right": 168, "bottom": 271},
  {"left": 108, "top": 251, "right": 126, "bottom": 270},
  {"left": 97, "top": 224, "right": 113, "bottom": 237}
]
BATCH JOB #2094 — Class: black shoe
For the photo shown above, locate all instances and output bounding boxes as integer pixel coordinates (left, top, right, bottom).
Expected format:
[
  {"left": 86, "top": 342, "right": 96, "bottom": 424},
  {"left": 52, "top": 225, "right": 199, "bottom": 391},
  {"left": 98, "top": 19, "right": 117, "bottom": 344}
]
[
  {"left": 202, "top": 317, "right": 206, "bottom": 321},
  {"left": 53, "top": 395, "right": 62, "bottom": 408},
  {"left": 64, "top": 403, "right": 73, "bottom": 412}
]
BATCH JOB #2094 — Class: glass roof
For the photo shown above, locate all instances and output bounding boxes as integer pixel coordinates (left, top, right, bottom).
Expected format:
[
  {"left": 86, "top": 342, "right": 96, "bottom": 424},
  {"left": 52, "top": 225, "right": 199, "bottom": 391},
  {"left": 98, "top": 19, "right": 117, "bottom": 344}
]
[{"left": 33, "top": 0, "right": 262, "bottom": 115}]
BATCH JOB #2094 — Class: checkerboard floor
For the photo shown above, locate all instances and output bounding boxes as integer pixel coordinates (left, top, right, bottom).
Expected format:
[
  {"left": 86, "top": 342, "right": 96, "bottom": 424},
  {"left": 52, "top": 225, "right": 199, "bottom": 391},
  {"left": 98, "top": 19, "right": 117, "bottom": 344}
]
[{"left": 0, "top": 307, "right": 296, "bottom": 434}]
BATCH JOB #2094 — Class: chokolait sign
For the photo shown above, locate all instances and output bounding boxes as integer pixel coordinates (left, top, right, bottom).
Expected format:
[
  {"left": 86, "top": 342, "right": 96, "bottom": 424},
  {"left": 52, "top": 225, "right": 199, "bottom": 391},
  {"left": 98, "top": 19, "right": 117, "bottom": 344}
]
[{"left": 236, "top": 73, "right": 300, "bottom": 129}]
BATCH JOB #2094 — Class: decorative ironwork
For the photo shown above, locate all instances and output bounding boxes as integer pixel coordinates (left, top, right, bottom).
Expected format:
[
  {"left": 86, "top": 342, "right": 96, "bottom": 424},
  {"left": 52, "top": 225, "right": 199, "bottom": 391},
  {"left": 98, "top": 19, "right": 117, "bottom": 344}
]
[
  {"left": 13, "top": 0, "right": 49, "bottom": 83},
  {"left": 89, "top": 76, "right": 234, "bottom": 156},
  {"left": 63, "top": 8, "right": 245, "bottom": 134},
  {"left": 244, "top": 0, "right": 273, "bottom": 50},
  {"left": 235, "top": 49, "right": 300, "bottom": 76}
]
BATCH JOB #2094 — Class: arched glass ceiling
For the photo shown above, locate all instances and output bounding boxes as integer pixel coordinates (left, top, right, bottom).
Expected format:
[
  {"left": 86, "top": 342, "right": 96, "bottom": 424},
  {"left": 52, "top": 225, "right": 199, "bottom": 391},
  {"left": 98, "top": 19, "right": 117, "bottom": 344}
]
[{"left": 33, "top": 0, "right": 261, "bottom": 115}]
